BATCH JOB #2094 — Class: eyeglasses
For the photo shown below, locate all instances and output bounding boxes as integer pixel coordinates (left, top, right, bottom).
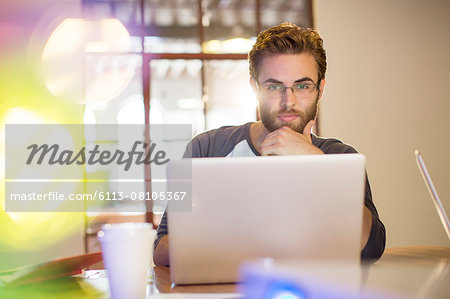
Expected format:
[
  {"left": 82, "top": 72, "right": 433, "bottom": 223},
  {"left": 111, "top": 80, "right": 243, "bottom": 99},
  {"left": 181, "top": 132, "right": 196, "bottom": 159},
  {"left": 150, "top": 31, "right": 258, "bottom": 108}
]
[{"left": 257, "top": 81, "right": 319, "bottom": 98}]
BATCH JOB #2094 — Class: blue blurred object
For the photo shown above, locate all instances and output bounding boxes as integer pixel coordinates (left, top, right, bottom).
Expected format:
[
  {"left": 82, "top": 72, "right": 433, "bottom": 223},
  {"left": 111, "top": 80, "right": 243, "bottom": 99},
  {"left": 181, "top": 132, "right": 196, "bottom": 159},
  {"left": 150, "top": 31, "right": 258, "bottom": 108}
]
[
  {"left": 263, "top": 280, "right": 307, "bottom": 299},
  {"left": 239, "top": 260, "right": 407, "bottom": 299}
]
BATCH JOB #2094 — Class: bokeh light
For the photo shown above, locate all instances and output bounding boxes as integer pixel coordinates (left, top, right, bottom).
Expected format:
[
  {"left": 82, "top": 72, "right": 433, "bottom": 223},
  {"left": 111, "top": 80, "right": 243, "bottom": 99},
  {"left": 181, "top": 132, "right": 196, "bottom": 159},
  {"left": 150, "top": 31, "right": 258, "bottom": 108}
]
[
  {"left": 0, "top": 0, "right": 88, "bottom": 271},
  {"left": 41, "top": 18, "right": 135, "bottom": 104}
]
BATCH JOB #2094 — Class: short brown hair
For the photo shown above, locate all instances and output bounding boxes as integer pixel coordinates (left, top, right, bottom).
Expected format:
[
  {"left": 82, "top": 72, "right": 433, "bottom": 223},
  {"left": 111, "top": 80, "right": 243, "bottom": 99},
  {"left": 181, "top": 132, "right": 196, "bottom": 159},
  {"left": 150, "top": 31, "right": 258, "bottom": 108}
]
[{"left": 249, "top": 23, "right": 327, "bottom": 83}]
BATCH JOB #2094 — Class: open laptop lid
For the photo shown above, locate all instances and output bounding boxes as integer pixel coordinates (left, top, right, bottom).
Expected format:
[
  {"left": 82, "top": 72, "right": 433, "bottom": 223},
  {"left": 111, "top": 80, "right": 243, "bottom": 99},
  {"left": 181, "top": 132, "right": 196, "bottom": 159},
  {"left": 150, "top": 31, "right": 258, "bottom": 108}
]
[
  {"left": 167, "top": 154, "right": 366, "bottom": 284},
  {"left": 415, "top": 150, "right": 450, "bottom": 240}
]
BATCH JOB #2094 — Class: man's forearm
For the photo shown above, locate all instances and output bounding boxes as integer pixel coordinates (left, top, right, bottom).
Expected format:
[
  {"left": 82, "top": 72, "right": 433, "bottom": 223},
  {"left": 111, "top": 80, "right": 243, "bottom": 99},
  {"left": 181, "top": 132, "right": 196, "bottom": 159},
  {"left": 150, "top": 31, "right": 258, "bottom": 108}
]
[
  {"left": 361, "top": 206, "right": 373, "bottom": 250},
  {"left": 154, "top": 235, "right": 170, "bottom": 266}
]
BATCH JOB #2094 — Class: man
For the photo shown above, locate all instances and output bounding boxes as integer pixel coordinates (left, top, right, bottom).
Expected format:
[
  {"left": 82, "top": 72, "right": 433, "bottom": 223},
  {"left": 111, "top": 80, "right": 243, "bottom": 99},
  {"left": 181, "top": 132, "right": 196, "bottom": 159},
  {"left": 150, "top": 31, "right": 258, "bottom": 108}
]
[{"left": 154, "top": 23, "right": 386, "bottom": 266}]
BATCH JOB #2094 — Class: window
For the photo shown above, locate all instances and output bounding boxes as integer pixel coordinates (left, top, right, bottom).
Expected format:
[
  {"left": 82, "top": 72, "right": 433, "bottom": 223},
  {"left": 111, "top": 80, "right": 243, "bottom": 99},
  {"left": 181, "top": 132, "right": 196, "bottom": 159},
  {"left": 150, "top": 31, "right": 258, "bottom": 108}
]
[{"left": 79, "top": 0, "right": 313, "bottom": 220}]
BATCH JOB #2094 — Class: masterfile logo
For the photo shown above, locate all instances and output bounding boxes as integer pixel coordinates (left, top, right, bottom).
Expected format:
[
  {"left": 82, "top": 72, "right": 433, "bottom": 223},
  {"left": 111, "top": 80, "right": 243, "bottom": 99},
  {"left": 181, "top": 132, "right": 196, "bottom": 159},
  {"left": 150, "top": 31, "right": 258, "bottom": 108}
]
[
  {"left": 26, "top": 141, "right": 170, "bottom": 171},
  {"left": 5, "top": 124, "right": 192, "bottom": 212}
]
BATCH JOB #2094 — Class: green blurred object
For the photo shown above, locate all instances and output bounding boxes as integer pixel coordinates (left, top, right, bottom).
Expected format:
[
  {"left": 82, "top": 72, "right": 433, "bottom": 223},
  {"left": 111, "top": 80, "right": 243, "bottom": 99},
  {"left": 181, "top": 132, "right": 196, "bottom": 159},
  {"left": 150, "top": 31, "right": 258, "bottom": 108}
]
[
  {"left": 0, "top": 47, "right": 85, "bottom": 270},
  {"left": 0, "top": 276, "right": 106, "bottom": 299},
  {"left": 0, "top": 252, "right": 103, "bottom": 287}
]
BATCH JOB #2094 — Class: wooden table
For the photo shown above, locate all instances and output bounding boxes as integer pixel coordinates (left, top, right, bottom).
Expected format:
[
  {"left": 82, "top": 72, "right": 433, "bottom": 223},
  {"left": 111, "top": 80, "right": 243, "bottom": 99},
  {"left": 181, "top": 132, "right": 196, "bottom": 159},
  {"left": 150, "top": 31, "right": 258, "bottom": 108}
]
[
  {"left": 152, "top": 266, "right": 238, "bottom": 293},
  {"left": 2, "top": 246, "right": 447, "bottom": 298},
  {"left": 150, "top": 245, "right": 450, "bottom": 294},
  {"left": 381, "top": 245, "right": 450, "bottom": 263}
]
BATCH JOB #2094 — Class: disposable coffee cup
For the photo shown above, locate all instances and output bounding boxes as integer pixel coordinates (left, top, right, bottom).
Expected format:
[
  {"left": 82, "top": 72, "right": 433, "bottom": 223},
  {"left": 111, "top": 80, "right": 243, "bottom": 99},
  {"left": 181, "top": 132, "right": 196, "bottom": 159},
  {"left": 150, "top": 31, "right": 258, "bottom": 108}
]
[{"left": 98, "top": 222, "right": 156, "bottom": 299}]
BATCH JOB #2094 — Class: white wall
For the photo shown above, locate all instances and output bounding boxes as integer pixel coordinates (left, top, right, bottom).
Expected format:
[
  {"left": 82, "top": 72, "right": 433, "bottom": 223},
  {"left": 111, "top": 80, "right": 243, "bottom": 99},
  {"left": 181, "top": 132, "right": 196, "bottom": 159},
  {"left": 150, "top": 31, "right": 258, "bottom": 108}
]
[{"left": 315, "top": 0, "right": 450, "bottom": 248}]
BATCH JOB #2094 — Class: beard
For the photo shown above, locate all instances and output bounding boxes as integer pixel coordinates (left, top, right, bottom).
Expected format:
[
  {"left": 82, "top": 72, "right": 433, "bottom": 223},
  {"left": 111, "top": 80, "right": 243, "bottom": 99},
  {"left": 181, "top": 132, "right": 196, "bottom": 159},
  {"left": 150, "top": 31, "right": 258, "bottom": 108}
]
[{"left": 259, "top": 95, "right": 319, "bottom": 133}]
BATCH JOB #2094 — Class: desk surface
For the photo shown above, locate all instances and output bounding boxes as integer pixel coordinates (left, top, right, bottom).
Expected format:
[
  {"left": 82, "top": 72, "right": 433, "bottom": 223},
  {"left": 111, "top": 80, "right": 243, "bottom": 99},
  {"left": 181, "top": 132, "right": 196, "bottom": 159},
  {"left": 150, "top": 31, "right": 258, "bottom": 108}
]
[
  {"left": 2, "top": 246, "right": 447, "bottom": 298},
  {"left": 151, "top": 245, "right": 450, "bottom": 294},
  {"left": 381, "top": 245, "right": 450, "bottom": 262}
]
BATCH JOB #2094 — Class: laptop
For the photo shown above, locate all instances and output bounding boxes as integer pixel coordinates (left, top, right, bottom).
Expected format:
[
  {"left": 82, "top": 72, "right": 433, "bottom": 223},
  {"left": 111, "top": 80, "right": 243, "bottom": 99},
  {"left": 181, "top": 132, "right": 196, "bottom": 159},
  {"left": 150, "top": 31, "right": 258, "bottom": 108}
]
[
  {"left": 415, "top": 150, "right": 450, "bottom": 240},
  {"left": 166, "top": 154, "right": 366, "bottom": 284}
]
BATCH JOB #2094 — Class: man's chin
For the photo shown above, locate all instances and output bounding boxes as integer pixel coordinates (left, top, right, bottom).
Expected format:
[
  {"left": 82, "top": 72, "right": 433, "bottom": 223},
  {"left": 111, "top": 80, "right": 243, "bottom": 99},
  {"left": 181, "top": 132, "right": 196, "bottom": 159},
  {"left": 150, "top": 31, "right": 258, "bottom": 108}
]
[
  {"left": 279, "top": 120, "right": 304, "bottom": 132},
  {"left": 263, "top": 119, "right": 304, "bottom": 133}
]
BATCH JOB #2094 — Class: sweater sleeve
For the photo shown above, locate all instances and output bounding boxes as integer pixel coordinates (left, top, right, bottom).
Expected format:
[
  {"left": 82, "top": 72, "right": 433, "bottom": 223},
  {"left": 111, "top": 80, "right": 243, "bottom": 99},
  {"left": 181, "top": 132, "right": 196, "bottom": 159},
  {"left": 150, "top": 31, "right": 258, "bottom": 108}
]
[
  {"left": 155, "top": 132, "right": 208, "bottom": 250},
  {"left": 361, "top": 178, "right": 386, "bottom": 260},
  {"left": 154, "top": 208, "right": 168, "bottom": 251},
  {"left": 312, "top": 135, "right": 386, "bottom": 260}
]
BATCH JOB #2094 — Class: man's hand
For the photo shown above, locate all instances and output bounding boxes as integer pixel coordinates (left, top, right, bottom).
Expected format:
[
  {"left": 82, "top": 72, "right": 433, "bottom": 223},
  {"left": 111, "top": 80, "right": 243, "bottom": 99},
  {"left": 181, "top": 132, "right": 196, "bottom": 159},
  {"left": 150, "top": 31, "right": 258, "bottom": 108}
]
[
  {"left": 153, "top": 235, "right": 170, "bottom": 266},
  {"left": 260, "top": 120, "right": 324, "bottom": 156}
]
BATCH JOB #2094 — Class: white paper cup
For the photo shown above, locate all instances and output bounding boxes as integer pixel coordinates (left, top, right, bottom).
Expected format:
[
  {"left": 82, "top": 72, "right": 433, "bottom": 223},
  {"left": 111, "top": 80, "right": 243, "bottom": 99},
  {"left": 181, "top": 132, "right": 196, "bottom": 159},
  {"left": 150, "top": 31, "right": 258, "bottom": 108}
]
[{"left": 98, "top": 222, "right": 156, "bottom": 299}]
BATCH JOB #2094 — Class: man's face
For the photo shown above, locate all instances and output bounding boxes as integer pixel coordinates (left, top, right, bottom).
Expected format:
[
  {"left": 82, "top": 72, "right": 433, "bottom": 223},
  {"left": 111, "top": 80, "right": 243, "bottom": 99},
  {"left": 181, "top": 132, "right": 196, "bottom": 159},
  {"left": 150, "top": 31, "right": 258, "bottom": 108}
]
[{"left": 252, "top": 53, "right": 325, "bottom": 133}]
